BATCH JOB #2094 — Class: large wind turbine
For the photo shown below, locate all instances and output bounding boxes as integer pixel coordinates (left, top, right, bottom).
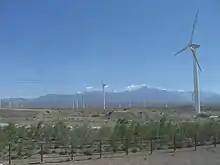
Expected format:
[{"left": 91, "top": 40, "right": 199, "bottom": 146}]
[
  {"left": 101, "top": 80, "right": 107, "bottom": 110},
  {"left": 174, "top": 10, "right": 202, "bottom": 113}
]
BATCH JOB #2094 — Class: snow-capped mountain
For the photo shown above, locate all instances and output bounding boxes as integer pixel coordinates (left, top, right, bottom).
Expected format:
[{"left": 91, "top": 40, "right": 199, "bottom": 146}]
[{"left": 1, "top": 86, "right": 220, "bottom": 109}]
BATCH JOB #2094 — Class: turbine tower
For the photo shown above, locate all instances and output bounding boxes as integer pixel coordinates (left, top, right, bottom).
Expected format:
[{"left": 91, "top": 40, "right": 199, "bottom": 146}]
[
  {"left": 127, "top": 86, "right": 132, "bottom": 108},
  {"left": 82, "top": 94, "right": 85, "bottom": 109},
  {"left": 174, "top": 10, "right": 202, "bottom": 113},
  {"left": 72, "top": 99, "right": 75, "bottom": 109},
  {"left": 192, "top": 91, "right": 194, "bottom": 110},
  {"left": 76, "top": 92, "right": 81, "bottom": 110},
  {"left": 9, "top": 101, "right": 12, "bottom": 109},
  {"left": 101, "top": 80, "right": 107, "bottom": 110}
]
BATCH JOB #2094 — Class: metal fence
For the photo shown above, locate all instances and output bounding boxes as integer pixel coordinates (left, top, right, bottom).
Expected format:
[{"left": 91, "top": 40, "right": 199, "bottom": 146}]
[{"left": 1, "top": 134, "right": 218, "bottom": 164}]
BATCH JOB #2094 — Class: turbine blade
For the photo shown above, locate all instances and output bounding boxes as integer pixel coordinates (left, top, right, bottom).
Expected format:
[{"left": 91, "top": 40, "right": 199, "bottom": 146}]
[
  {"left": 174, "top": 46, "right": 189, "bottom": 56},
  {"left": 190, "top": 9, "right": 199, "bottom": 43},
  {"left": 192, "top": 52, "right": 202, "bottom": 72}
]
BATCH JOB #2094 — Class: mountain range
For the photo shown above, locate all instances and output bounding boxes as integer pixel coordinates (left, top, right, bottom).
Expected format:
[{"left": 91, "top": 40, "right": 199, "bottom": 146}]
[{"left": 1, "top": 86, "right": 220, "bottom": 109}]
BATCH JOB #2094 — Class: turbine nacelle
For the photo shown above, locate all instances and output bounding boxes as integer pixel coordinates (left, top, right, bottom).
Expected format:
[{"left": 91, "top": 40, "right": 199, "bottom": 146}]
[{"left": 190, "top": 43, "right": 200, "bottom": 49}]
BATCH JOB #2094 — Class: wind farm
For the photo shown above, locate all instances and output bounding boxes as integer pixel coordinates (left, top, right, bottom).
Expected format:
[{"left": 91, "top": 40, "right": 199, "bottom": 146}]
[
  {"left": 1, "top": 1, "right": 220, "bottom": 165},
  {"left": 0, "top": 11, "right": 219, "bottom": 161}
]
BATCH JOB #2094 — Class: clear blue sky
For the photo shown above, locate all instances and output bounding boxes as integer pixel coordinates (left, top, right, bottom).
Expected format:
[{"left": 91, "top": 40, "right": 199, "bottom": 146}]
[{"left": 0, "top": 0, "right": 220, "bottom": 98}]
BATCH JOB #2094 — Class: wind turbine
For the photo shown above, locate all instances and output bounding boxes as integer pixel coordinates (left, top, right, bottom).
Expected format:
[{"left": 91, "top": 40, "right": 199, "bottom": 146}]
[
  {"left": 101, "top": 80, "right": 108, "bottom": 110},
  {"left": 127, "top": 85, "right": 133, "bottom": 109},
  {"left": 72, "top": 99, "right": 75, "bottom": 109},
  {"left": 9, "top": 101, "right": 12, "bottom": 109},
  {"left": 82, "top": 93, "right": 85, "bottom": 109},
  {"left": 85, "top": 86, "right": 94, "bottom": 109},
  {"left": 76, "top": 92, "right": 81, "bottom": 110},
  {"left": 174, "top": 9, "right": 202, "bottom": 113}
]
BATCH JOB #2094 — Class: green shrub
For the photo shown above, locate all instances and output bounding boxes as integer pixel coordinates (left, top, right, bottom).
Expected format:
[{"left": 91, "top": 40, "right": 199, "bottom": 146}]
[
  {"left": 83, "top": 149, "right": 93, "bottom": 156},
  {"left": 131, "top": 148, "right": 138, "bottom": 153},
  {"left": 0, "top": 119, "right": 219, "bottom": 155},
  {"left": 91, "top": 114, "right": 100, "bottom": 117}
]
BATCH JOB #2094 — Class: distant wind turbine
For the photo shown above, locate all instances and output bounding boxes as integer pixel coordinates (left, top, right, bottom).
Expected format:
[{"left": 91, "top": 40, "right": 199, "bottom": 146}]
[
  {"left": 82, "top": 93, "right": 85, "bottom": 109},
  {"left": 127, "top": 85, "right": 132, "bottom": 108},
  {"left": 9, "top": 101, "right": 12, "bottom": 109},
  {"left": 101, "top": 80, "right": 108, "bottom": 110},
  {"left": 174, "top": 9, "right": 202, "bottom": 113},
  {"left": 72, "top": 99, "right": 75, "bottom": 109},
  {"left": 76, "top": 92, "right": 81, "bottom": 110},
  {"left": 85, "top": 86, "right": 94, "bottom": 109}
]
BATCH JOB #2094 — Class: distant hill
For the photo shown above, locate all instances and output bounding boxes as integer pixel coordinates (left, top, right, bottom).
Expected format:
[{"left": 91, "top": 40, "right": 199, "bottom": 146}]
[{"left": 1, "top": 86, "right": 220, "bottom": 109}]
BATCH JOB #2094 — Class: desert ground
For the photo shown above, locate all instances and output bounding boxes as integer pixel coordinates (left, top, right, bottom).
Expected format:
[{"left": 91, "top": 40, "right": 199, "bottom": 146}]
[{"left": 0, "top": 106, "right": 211, "bottom": 127}]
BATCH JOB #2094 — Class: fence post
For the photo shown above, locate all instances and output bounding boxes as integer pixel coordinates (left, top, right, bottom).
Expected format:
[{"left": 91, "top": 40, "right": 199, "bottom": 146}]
[
  {"left": 194, "top": 135, "right": 197, "bottom": 151},
  {"left": 214, "top": 135, "right": 216, "bottom": 148},
  {"left": 173, "top": 134, "right": 176, "bottom": 152},
  {"left": 125, "top": 138, "right": 129, "bottom": 155},
  {"left": 8, "top": 142, "right": 11, "bottom": 165},
  {"left": 70, "top": 142, "right": 74, "bottom": 161},
  {"left": 150, "top": 139, "right": 153, "bottom": 155},
  {"left": 40, "top": 141, "right": 44, "bottom": 164},
  {"left": 156, "top": 126, "right": 159, "bottom": 150},
  {"left": 99, "top": 140, "right": 102, "bottom": 158}
]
